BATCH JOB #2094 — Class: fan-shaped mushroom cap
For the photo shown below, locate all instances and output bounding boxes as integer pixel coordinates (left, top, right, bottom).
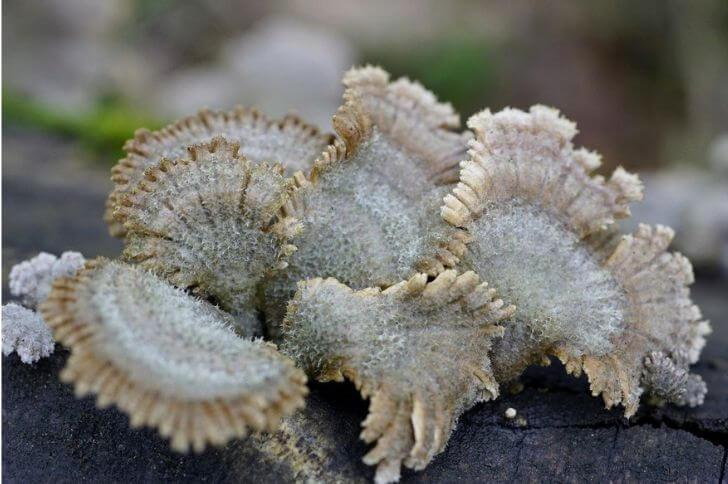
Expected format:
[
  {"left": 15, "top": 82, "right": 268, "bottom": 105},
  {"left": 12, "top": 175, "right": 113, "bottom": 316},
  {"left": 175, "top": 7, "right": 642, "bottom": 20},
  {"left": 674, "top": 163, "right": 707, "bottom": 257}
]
[
  {"left": 40, "top": 259, "right": 307, "bottom": 452},
  {"left": 342, "top": 65, "right": 472, "bottom": 185},
  {"left": 263, "top": 68, "right": 475, "bottom": 337},
  {"left": 116, "top": 137, "right": 300, "bottom": 335},
  {"left": 106, "top": 107, "right": 332, "bottom": 237},
  {"left": 283, "top": 270, "right": 514, "bottom": 483},
  {"left": 441, "top": 106, "right": 707, "bottom": 416}
]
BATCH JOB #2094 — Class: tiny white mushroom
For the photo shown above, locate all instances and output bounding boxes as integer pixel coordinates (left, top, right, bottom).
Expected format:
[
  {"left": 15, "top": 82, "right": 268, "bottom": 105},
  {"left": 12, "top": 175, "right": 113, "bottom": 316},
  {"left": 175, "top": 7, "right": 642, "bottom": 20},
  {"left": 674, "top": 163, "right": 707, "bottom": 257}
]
[{"left": 505, "top": 407, "right": 517, "bottom": 419}]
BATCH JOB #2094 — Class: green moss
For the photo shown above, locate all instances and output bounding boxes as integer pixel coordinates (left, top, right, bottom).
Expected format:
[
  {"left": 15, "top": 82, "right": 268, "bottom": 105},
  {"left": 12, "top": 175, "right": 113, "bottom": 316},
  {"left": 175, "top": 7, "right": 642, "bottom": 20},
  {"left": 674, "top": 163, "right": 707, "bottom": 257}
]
[
  {"left": 2, "top": 91, "right": 165, "bottom": 162},
  {"left": 363, "top": 35, "right": 501, "bottom": 119}
]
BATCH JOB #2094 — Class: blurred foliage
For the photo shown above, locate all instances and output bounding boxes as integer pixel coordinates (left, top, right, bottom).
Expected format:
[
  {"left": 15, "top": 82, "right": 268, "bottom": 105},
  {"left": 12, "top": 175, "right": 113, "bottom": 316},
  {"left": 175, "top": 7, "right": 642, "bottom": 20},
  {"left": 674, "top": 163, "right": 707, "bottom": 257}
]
[
  {"left": 364, "top": 35, "right": 501, "bottom": 120},
  {"left": 582, "top": 1, "right": 687, "bottom": 122},
  {"left": 122, "top": 0, "right": 266, "bottom": 67},
  {"left": 3, "top": 91, "right": 165, "bottom": 161}
]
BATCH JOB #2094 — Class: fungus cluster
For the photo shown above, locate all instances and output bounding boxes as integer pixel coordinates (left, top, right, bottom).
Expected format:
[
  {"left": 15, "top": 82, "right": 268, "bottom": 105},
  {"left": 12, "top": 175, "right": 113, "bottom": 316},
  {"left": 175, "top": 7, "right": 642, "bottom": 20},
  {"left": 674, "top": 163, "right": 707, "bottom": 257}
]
[{"left": 3, "top": 66, "right": 710, "bottom": 483}]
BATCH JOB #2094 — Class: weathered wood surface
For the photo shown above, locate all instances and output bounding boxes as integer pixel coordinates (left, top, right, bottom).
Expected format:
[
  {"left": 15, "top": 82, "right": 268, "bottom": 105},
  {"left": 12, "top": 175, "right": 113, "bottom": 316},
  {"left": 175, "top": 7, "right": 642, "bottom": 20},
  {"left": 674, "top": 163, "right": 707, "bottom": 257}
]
[{"left": 3, "top": 129, "right": 726, "bottom": 483}]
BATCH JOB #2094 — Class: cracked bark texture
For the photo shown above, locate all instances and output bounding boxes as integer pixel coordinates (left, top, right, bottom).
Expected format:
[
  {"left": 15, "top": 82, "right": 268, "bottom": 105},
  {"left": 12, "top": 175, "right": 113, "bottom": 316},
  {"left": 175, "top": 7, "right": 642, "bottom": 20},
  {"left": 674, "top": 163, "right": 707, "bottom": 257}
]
[{"left": 3, "top": 128, "right": 727, "bottom": 482}]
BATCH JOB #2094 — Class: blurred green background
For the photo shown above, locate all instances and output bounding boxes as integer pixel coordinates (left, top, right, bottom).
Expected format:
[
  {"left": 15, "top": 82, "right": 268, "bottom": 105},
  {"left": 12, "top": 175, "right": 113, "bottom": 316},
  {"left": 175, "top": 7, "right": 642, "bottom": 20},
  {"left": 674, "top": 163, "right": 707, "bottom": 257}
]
[{"left": 3, "top": 0, "right": 728, "bottom": 270}]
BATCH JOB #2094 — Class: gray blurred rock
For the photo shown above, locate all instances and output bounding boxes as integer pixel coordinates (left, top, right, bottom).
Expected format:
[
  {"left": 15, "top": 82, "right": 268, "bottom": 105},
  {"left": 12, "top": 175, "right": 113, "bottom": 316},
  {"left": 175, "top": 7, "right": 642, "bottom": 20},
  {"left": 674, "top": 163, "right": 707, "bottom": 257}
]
[
  {"left": 709, "top": 134, "right": 728, "bottom": 176},
  {"left": 623, "top": 161, "right": 728, "bottom": 271},
  {"left": 3, "top": 0, "right": 151, "bottom": 113},
  {"left": 153, "top": 17, "right": 357, "bottom": 129}
]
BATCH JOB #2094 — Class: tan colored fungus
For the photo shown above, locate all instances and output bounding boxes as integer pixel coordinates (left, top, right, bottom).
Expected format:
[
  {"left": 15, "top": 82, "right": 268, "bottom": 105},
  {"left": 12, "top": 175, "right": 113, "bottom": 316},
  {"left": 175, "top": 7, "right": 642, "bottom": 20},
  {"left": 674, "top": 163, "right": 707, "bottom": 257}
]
[
  {"left": 441, "top": 106, "right": 709, "bottom": 416},
  {"left": 282, "top": 270, "right": 514, "bottom": 483},
  {"left": 115, "top": 137, "right": 300, "bottom": 335},
  {"left": 39, "top": 258, "right": 307, "bottom": 452},
  {"left": 8, "top": 66, "right": 708, "bottom": 484},
  {"left": 106, "top": 107, "right": 332, "bottom": 237},
  {"left": 263, "top": 67, "right": 475, "bottom": 335}
]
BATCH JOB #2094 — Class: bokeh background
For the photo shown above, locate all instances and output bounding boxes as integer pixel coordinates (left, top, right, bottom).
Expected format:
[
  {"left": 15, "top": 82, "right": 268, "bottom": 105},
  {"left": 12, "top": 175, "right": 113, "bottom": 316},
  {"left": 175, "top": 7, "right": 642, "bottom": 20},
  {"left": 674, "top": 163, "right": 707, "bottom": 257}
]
[
  {"left": 3, "top": 0, "right": 728, "bottom": 276},
  {"left": 2, "top": 2, "right": 728, "bottom": 481}
]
